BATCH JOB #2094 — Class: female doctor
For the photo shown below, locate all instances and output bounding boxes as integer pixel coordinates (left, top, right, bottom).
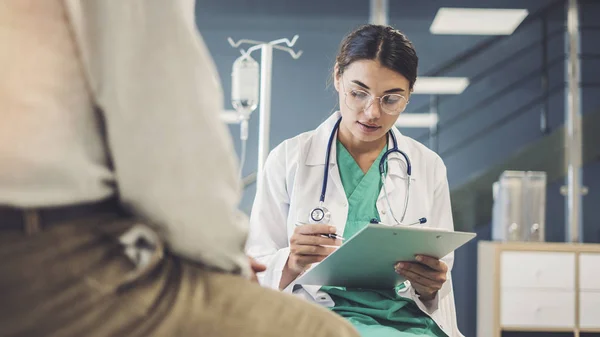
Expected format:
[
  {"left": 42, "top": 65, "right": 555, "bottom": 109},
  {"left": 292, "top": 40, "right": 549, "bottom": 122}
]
[{"left": 246, "top": 25, "right": 462, "bottom": 337}]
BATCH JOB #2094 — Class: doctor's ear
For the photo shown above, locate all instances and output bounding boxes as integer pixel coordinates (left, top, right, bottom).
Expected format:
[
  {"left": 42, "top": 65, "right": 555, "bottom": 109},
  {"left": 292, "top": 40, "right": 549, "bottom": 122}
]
[{"left": 333, "top": 63, "right": 341, "bottom": 93}]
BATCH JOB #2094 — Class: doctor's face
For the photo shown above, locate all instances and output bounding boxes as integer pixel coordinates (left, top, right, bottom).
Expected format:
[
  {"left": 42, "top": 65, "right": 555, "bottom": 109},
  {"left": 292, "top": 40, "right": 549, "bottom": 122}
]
[{"left": 334, "top": 60, "right": 410, "bottom": 144}]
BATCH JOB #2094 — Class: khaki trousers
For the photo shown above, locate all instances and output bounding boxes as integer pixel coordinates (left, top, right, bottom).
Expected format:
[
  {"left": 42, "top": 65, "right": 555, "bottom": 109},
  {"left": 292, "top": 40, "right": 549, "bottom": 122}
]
[{"left": 0, "top": 212, "right": 359, "bottom": 337}]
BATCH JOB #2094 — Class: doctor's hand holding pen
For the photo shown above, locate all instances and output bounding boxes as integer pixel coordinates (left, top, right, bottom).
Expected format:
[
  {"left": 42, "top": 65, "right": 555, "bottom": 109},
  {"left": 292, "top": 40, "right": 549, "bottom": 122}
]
[
  {"left": 278, "top": 223, "right": 343, "bottom": 290},
  {"left": 394, "top": 255, "right": 449, "bottom": 301}
]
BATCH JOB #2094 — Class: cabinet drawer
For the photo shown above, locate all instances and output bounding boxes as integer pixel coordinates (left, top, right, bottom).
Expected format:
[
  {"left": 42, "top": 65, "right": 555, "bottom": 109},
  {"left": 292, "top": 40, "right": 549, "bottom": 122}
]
[
  {"left": 580, "top": 253, "right": 600, "bottom": 290},
  {"left": 501, "top": 289, "right": 575, "bottom": 328},
  {"left": 580, "top": 291, "right": 600, "bottom": 329},
  {"left": 501, "top": 251, "right": 575, "bottom": 289}
]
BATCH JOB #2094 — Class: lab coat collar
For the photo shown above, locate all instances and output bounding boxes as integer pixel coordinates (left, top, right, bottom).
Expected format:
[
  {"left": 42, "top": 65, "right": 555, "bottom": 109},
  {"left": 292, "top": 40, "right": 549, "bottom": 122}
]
[{"left": 305, "top": 111, "right": 416, "bottom": 180}]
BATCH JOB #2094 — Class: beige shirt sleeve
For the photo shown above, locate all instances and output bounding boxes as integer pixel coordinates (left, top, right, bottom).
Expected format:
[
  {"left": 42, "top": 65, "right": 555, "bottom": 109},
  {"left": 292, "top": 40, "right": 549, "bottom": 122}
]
[{"left": 65, "top": 0, "right": 250, "bottom": 277}]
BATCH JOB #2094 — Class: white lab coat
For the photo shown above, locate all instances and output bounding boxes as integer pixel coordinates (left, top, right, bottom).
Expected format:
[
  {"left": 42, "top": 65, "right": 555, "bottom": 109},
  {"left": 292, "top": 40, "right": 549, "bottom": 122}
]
[{"left": 247, "top": 111, "right": 464, "bottom": 337}]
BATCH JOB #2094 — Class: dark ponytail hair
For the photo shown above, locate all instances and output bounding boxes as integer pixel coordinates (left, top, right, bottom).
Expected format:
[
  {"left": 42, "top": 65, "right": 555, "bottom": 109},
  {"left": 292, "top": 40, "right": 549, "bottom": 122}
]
[{"left": 336, "top": 24, "right": 418, "bottom": 90}]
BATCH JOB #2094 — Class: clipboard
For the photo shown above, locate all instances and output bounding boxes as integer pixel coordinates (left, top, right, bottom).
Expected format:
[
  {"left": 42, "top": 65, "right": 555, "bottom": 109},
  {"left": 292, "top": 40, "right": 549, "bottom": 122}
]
[{"left": 294, "top": 224, "right": 476, "bottom": 289}]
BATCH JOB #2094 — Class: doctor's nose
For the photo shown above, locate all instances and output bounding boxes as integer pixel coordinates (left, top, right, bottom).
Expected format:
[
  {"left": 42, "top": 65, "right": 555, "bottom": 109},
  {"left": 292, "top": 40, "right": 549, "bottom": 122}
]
[{"left": 364, "top": 99, "right": 382, "bottom": 119}]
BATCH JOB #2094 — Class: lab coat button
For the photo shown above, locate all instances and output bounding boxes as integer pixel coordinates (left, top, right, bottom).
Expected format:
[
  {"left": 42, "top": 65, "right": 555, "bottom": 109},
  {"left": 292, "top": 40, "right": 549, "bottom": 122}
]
[{"left": 382, "top": 210, "right": 386, "bottom": 215}]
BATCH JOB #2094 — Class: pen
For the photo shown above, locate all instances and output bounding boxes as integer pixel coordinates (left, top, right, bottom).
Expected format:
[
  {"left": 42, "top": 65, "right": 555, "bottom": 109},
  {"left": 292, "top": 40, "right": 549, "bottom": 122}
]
[
  {"left": 406, "top": 217, "right": 427, "bottom": 226},
  {"left": 320, "top": 233, "right": 345, "bottom": 241},
  {"left": 295, "top": 222, "right": 345, "bottom": 241}
]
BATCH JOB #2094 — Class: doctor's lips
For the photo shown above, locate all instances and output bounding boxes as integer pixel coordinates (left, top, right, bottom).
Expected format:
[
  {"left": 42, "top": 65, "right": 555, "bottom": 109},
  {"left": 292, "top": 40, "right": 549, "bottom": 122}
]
[{"left": 357, "top": 121, "right": 381, "bottom": 130}]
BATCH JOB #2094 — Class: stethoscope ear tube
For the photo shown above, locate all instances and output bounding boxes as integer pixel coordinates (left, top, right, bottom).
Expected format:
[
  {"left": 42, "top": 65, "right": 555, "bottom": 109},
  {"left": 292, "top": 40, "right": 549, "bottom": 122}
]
[{"left": 319, "top": 118, "right": 343, "bottom": 204}]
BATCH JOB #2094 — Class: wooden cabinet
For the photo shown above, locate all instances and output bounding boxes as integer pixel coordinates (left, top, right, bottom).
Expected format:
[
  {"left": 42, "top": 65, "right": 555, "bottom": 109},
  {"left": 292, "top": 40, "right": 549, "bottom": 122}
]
[{"left": 478, "top": 241, "right": 600, "bottom": 337}]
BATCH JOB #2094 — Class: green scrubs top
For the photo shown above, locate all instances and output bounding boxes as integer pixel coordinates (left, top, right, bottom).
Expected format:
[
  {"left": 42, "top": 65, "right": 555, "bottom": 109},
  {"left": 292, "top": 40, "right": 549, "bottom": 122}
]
[{"left": 320, "top": 141, "right": 447, "bottom": 337}]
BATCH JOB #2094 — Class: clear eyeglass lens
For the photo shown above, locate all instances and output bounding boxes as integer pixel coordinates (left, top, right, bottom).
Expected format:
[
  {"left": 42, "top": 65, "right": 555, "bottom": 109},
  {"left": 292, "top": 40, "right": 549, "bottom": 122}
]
[{"left": 345, "top": 90, "right": 407, "bottom": 115}]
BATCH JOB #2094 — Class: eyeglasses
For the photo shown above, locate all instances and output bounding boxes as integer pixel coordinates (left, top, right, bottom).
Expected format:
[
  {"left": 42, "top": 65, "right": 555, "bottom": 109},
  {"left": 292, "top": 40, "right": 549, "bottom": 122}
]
[{"left": 342, "top": 80, "right": 409, "bottom": 115}]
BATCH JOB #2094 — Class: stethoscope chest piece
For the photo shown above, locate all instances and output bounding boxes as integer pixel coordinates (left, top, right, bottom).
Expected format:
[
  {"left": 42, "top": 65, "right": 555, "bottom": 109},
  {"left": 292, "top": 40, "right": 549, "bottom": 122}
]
[{"left": 309, "top": 205, "right": 331, "bottom": 224}]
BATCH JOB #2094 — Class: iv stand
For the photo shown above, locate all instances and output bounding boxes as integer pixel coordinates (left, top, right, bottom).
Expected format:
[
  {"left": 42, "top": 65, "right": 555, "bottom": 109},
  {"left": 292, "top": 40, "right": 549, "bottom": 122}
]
[{"left": 227, "top": 36, "right": 302, "bottom": 186}]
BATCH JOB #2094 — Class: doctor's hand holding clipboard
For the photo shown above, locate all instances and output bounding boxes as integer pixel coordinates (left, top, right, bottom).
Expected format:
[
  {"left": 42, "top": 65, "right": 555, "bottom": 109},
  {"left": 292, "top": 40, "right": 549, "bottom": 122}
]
[{"left": 395, "top": 255, "right": 449, "bottom": 301}]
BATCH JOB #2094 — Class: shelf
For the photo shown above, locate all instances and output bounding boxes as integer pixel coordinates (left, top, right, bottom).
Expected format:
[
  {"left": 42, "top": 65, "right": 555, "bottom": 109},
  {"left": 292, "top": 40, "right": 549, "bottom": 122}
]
[
  {"left": 581, "top": 328, "right": 600, "bottom": 333},
  {"left": 502, "top": 326, "right": 575, "bottom": 332},
  {"left": 501, "top": 326, "right": 600, "bottom": 333},
  {"left": 480, "top": 241, "right": 600, "bottom": 252}
]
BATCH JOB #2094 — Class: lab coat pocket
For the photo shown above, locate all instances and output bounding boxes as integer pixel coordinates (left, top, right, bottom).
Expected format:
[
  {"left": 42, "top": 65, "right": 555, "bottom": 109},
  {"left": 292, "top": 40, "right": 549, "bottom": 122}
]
[
  {"left": 292, "top": 284, "right": 335, "bottom": 307},
  {"left": 314, "top": 289, "right": 335, "bottom": 307}
]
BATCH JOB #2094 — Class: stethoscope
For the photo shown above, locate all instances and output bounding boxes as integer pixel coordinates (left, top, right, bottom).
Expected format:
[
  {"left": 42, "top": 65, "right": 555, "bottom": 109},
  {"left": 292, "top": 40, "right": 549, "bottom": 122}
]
[{"left": 309, "top": 117, "right": 426, "bottom": 227}]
